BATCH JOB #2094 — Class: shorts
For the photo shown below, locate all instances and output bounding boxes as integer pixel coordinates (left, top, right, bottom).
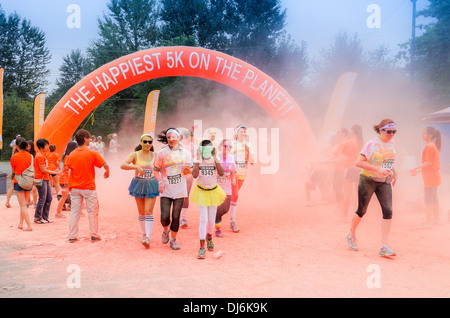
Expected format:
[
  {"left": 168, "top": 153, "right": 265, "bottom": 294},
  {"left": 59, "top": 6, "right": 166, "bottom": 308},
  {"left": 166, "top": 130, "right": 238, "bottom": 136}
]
[{"left": 14, "top": 183, "right": 31, "bottom": 192}]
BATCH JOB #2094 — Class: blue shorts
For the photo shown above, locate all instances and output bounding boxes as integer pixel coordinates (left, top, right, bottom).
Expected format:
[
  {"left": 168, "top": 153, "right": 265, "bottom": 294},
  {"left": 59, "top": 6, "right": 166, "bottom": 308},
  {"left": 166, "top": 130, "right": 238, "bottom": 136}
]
[{"left": 14, "top": 183, "right": 31, "bottom": 192}]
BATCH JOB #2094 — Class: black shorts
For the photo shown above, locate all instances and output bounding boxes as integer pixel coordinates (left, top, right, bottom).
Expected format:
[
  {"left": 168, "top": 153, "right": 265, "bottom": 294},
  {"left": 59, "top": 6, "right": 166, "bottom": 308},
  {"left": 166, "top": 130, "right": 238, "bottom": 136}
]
[{"left": 14, "top": 183, "right": 31, "bottom": 192}]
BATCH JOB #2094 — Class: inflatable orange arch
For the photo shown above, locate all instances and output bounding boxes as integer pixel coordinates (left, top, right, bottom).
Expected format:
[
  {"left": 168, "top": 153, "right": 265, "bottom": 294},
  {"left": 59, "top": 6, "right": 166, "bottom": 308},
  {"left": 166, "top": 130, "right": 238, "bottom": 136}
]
[{"left": 38, "top": 46, "right": 317, "bottom": 155}]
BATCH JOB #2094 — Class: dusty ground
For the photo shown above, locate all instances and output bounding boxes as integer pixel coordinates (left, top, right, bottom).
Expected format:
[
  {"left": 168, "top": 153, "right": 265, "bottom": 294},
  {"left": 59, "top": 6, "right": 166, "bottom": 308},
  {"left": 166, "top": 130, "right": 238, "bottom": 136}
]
[{"left": 1, "top": 160, "right": 450, "bottom": 299}]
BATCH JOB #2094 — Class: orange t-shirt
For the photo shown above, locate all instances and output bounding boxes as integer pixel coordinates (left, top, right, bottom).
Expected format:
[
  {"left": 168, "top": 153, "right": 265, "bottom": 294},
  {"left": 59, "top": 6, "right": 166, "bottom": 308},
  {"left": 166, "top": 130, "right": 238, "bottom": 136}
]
[
  {"left": 10, "top": 151, "right": 33, "bottom": 184},
  {"left": 67, "top": 147, "right": 105, "bottom": 190},
  {"left": 422, "top": 142, "right": 441, "bottom": 188},
  {"left": 47, "top": 152, "right": 61, "bottom": 171},
  {"left": 34, "top": 151, "right": 50, "bottom": 181}
]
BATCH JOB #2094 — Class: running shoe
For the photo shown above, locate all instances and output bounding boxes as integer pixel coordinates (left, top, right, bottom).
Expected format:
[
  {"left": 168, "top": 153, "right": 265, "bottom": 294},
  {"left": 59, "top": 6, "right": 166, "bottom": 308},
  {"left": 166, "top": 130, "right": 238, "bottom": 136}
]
[
  {"left": 206, "top": 237, "right": 214, "bottom": 251},
  {"left": 180, "top": 219, "right": 188, "bottom": 228},
  {"left": 170, "top": 238, "right": 180, "bottom": 250},
  {"left": 379, "top": 244, "right": 396, "bottom": 257},
  {"left": 197, "top": 248, "right": 206, "bottom": 259},
  {"left": 162, "top": 230, "right": 170, "bottom": 244},
  {"left": 230, "top": 220, "right": 240, "bottom": 232},
  {"left": 68, "top": 238, "right": 77, "bottom": 243},
  {"left": 346, "top": 234, "right": 358, "bottom": 251},
  {"left": 91, "top": 236, "right": 101, "bottom": 242},
  {"left": 215, "top": 228, "right": 224, "bottom": 238},
  {"left": 142, "top": 236, "right": 150, "bottom": 248},
  {"left": 44, "top": 219, "right": 54, "bottom": 223}
]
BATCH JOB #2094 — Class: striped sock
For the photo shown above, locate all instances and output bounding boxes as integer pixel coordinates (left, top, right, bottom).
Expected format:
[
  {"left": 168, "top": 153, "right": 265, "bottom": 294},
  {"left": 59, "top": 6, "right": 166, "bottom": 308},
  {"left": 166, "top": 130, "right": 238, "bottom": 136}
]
[
  {"left": 138, "top": 215, "right": 146, "bottom": 236},
  {"left": 144, "top": 215, "right": 154, "bottom": 239},
  {"left": 215, "top": 222, "right": 221, "bottom": 230}
]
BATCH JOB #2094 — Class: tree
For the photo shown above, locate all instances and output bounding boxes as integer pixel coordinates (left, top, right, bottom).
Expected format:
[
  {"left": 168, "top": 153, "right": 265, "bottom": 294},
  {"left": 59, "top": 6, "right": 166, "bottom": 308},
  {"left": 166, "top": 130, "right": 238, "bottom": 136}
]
[
  {"left": 0, "top": 5, "right": 51, "bottom": 98},
  {"left": 50, "top": 49, "right": 90, "bottom": 103},
  {"left": 414, "top": 0, "right": 450, "bottom": 106},
  {"left": 87, "top": 0, "right": 159, "bottom": 69}
]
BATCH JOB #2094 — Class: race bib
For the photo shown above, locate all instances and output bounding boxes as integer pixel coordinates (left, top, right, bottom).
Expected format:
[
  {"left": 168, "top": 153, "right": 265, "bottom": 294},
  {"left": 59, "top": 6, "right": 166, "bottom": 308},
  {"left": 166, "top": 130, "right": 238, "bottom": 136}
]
[
  {"left": 200, "top": 166, "right": 215, "bottom": 176},
  {"left": 167, "top": 174, "right": 182, "bottom": 185},
  {"left": 143, "top": 169, "right": 153, "bottom": 179},
  {"left": 381, "top": 159, "right": 394, "bottom": 170},
  {"left": 236, "top": 161, "right": 246, "bottom": 170},
  {"left": 217, "top": 175, "right": 227, "bottom": 184}
]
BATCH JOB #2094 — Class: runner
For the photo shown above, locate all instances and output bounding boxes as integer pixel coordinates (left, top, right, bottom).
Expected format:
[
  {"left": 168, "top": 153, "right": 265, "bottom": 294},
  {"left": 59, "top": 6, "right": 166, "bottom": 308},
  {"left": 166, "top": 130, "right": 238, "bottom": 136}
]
[
  {"left": 5, "top": 138, "right": 20, "bottom": 208},
  {"left": 190, "top": 140, "right": 226, "bottom": 258},
  {"left": 410, "top": 127, "right": 441, "bottom": 227},
  {"left": 26, "top": 140, "right": 38, "bottom": 208},
  {"left": 67, "top": 129, "right": 110, "bottom": 243},
  {"left": 33, "top": 138, "right": 61, "bottom": 224},
  {"left": 55, "top": 141, "right": 78, "bottom": 218},
  {"left": 95, "top": 136, "right": 106, "bottom": 157},
  {"left": 10, "top": 137, "right": 33, "bottom": 231},
  {"left": 346, "top": 119, "right": 398, "bottom": 257},
  {"left": 214, "top": 139, "right": 237, "bottom": 237},
  {"left": 154, "top": 128, "right": 193, "bottom": 250},
  {"left": 120, "top": 134, "right": 160, "bottom": 248},
  {"left": 229, "top": 124, "right": 255, "bottom": 232}
]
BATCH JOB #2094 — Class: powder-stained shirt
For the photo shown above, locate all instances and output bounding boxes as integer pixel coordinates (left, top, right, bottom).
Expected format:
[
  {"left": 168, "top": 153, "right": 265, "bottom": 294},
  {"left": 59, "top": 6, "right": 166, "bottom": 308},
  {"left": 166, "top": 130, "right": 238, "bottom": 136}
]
[
  {"left": 360, "top": 136, "right": 396, "bottom": 182},
  {"left": 154, "top": 145, "right": 193, "bottom": 199}
]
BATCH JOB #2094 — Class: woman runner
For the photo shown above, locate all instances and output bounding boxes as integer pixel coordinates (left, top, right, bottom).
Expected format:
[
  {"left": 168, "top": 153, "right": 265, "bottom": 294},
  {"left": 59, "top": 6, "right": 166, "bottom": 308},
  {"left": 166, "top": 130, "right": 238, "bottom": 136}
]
[
  {"left": 120, "top": 134, "right": 160, "bottom": 248},
  {"left": 154, "top": 128, "right": 193, "bottom": 250},
  {"left": 346, "top": 119, "right": 398, "bottom": 257},
  {"left": 191, "top": 140, "right": 226, "bottom": 258}
]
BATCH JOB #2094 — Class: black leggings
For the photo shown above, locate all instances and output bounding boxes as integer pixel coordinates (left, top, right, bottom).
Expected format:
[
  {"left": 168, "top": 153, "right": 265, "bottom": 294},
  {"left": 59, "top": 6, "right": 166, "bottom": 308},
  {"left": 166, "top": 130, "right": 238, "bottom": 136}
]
[
  {"left": 355, "top": 175, "right": 393, "bottom": 220},
  {"left": 215, "top": 195, "right": 231, "bottom": 224},
  {"left": 160, "top": 197, "right": 185, "bottom": 233}
]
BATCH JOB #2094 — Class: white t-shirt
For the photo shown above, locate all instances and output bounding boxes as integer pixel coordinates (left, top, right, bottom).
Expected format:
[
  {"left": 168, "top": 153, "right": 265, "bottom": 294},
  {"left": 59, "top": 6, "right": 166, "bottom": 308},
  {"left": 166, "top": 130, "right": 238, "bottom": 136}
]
[{"left": 154, "top": 145, "right": 193, "bottom": 199}]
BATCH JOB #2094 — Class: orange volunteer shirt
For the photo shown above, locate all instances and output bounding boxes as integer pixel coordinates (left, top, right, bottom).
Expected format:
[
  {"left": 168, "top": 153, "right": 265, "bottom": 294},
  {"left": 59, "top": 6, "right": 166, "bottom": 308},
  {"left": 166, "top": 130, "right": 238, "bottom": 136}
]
[
  {"left": 47, "top": 152, "right": 61, "bottom": 171},
  {"left": 59, "top": 156, "right": 70, "bottom": 185},
  {"left": 67, "top": 147, "right": 105, "bottom": 190},
  {"left": 422, "top": 142, "right": 441, "bottom": 188},
  {"left": 34, "top": 151, "right": 50, "bottom": 181},
  {"left": 10, "top": 151, "right": 33, "bottom": 184}
]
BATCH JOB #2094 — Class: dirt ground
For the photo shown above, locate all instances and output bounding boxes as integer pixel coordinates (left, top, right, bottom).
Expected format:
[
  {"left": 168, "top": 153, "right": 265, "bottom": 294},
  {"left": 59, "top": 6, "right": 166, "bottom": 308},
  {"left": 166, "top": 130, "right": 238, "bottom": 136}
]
[{"left": 1, "top": 160, "right": 450, "bottom": 299}]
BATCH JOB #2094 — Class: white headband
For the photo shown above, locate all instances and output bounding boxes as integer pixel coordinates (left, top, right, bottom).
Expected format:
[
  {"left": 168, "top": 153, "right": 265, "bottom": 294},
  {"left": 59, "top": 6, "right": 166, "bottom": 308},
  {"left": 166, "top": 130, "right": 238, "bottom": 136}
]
[
  {"left": 380, "top": 123, "right": 396, "bottom": 130},
  {"left": 140, "top": 133, "right": 154, "bottom": 141},
  {"left": 166, "top": 129, "right": 180, "bottom": 137},
  {"left": 236, "top": 125, "right": 246, "bottom": 133}
]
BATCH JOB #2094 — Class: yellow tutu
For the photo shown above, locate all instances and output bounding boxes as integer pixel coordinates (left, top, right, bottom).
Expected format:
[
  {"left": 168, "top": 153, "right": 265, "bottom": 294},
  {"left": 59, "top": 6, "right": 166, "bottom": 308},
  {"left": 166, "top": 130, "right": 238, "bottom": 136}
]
[{"left": 190, "top": 182, "right": 227, "bottom": 207}]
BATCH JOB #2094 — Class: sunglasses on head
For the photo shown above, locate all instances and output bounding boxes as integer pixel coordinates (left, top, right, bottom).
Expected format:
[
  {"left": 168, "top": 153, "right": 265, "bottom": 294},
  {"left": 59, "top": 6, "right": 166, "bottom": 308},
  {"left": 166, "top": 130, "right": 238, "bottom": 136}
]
[
  {"left": 383, "top": 129, "right": 397, "bottom": 135},
  {"left": 142, "top": 140, "right": 153, "bottom": 144}
]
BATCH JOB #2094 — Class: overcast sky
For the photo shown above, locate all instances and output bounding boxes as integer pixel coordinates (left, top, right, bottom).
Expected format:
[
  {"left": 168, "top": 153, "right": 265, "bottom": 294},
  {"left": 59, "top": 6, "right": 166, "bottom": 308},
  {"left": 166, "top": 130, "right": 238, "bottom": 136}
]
[{"left": 1, "top": 0, "right": 432, "bottom": 91}]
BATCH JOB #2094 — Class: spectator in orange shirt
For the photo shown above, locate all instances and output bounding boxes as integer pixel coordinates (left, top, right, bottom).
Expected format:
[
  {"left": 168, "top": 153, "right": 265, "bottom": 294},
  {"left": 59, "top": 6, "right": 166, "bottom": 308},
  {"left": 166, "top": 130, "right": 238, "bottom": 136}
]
[
  {"left": 47, "top": 144, "right": 62, "bottom": 198},
  {"left": 55, "top": 141, "right": 78, "bottom": 218},
  {"left": 10, "top": 137, "right": 33, "bottom": 231},
  {"left": 34, "top": 138, "right": 61, "bottom": 224},
  {"left": 410, "top": 127, "right": 441, "bottom": 227},
  {"left": 67, "top": 129, "right": 110, "bottom": 243}
]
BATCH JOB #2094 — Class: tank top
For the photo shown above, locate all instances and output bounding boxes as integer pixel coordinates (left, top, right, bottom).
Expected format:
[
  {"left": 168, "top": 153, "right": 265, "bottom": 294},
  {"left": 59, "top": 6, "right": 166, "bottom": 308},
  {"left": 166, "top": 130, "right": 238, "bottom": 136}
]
[{"left": 134, "top": 151, "right": 156, "bottom": 179}]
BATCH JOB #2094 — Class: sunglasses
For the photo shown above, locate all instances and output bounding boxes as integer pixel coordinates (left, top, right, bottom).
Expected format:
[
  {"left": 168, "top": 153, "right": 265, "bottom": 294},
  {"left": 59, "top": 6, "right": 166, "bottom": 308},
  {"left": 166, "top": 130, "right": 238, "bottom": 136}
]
[
  {"left": 223, "top": 145, "right": 232, "bottom": 148},
  {"left": 142, "top": 140, "right": 153, "bottom": 144},
  {"left": 383, "top": 129, "right": 397, "bottom": 135}
]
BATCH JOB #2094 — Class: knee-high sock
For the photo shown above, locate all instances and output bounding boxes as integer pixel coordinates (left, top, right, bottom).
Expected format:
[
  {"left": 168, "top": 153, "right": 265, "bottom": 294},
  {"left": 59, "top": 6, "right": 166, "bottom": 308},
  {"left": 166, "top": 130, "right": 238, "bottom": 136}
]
[{"left": 145, "top": 215, "right": 154, "bottom": 238}]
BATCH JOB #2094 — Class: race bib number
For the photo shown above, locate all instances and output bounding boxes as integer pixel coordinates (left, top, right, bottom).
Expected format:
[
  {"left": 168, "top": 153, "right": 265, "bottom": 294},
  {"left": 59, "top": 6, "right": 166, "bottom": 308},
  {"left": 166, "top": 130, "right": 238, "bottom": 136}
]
[
  {"left": 200, "top": 166, "right": 215, "bottom": 176},
  {"left": 236, "top": 161, "right": 246, "bottom": 170},
  {"left": 381, "top": 159, "right": 394, "bottom": 170},
  {"left": 167, "top": 174, "right": 182, "bottom": 185},
  {"left": 217, "top": 175, "right": 227, "bottom": 184},
  {"left": 143, "top": 169, "right": 153, "bottom": 179}
]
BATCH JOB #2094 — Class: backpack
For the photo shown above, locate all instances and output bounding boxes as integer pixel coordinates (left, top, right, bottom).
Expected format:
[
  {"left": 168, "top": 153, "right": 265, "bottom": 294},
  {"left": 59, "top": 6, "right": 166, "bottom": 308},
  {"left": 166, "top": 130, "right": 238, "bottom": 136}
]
[{"left": 15, "top": 155, "right": 35, "bottom": 190}]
